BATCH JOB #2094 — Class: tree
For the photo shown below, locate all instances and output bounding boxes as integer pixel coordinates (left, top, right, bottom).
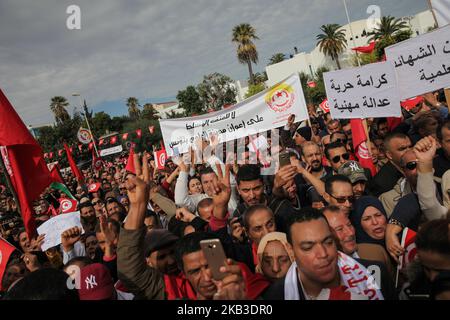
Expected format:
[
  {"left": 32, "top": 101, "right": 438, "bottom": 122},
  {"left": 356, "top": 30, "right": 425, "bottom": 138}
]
[
  {"left": 368, "top": 16, "right": 409, "bottom": 42},
  {"left": 197, "top": 73, "right": 237, "bottom": 111},
  {"left": 177, "top": 85, "right": 204, "bottom": 116},
  {"left": 316, "top": 24, "right": 347, "bottom": 70},
  {"left": 232, "top": 23, "right": 259, "bottom": 85},
  {"left": 373, "top": 27, "right": 413, "bottom": 61},
  {"left": 252, "top": 72, "right": 268, "bottom": 84},
  {"left": 142, "top": 103, "right": 159, "bottom": 120},
  {"left": 50, "top": 96, "right": 71, "bottom": 124},
  {"left": 91, "top": 111, "right": 112, "bottom": 136},
  {"left": 268, "top": 53, "right": 285, "bottom": 65},
  {"left": 126, "top": 97, "right": 141, "bottom": 120},
  {"left": 245, "top": 82, "right": 266, "bottom": 99}
]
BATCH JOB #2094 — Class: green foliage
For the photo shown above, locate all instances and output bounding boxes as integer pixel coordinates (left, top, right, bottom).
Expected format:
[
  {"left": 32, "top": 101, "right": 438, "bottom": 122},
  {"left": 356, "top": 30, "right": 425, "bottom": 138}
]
[
  {"left": 142, "top": 103, "right": 159, "bottom": 120},
  {"left": 298, "top": 66, "right": 329, "bottom": 105},
  {"left": 245, "top": 82, "right": 266, "bottom": 99},
  {"left": 316, "top": 24, "right": 347, "bottom": 69},
  {"left": 268, "top": 53, "right": 285, "bottom": 65},
  {"left": 197, "top": 73, "right": 237, "bottom": 111},
  {"left": 126, "top": 97, "right": 141, "bottom": 120},
  {"left": 232, "top": 23, "right": 259, "bottom": 84},
  {"left": 177, "top": 85, "right": 204, "bottom": 115}
]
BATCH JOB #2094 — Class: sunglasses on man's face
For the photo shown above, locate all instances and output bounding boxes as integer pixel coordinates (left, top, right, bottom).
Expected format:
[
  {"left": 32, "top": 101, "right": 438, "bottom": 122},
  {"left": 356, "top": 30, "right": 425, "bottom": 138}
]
[
  {"left": 330, "top": 194, "right": 355, "bottom": 204},
  {"left": 331, "top": 153, "right": 350, "bottom": 164},
  {"left": 403, "top": 161, "right": 417, "bottom": 171}
]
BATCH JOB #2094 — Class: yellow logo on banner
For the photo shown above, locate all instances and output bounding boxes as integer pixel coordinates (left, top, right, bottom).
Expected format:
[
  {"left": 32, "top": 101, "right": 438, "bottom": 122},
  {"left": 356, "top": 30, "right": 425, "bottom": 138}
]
[{"left": 265, "top": 83, "right": 296, "bottom": 113}]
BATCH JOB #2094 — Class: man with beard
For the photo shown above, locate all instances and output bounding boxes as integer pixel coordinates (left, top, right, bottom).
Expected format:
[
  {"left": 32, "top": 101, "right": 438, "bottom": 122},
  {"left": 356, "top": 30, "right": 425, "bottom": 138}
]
[
  {"left": 294, "top": 142, "right": 332, "bottom": 207},
  {"left": 79, "top": 202, "right": 98, "bottom": 233}
]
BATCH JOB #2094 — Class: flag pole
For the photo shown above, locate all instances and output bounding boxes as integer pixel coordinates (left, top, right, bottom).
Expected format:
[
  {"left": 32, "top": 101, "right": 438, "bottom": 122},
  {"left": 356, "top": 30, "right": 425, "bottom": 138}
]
[
  {"left": 0, "top": 148, "right": 22, "bottom": 218},
  {"left": 343, "top": 0, "right": 361, "bottom": 67},
  {"left": 427, "top": 0, "right": 439, "bottom": 27}
]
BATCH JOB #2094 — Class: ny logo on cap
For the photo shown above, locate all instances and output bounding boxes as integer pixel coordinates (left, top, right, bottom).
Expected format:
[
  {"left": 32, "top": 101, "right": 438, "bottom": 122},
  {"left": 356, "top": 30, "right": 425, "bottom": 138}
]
[
  {"left": 85, "top": 275, "right": 98, "bottom": 289},
  {"left": 349, "top": 162, "right": 360, "bottom": 172}
]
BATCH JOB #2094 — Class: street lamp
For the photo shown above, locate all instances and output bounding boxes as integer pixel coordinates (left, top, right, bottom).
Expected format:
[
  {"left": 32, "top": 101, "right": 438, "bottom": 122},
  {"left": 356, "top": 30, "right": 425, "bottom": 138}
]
[{"left": 72, "top": 93, "right": 100, "bottom": 157}]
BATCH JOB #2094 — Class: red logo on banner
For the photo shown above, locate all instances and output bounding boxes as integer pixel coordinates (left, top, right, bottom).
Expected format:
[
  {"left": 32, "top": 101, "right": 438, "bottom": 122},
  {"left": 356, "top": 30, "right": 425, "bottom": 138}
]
[{"left": 265, "top": 83, "right": 295, "bottom": 113}]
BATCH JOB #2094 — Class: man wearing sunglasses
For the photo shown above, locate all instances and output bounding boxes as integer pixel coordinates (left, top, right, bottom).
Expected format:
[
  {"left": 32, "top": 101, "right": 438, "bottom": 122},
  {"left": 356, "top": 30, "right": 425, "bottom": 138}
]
[
  {"left": 322, "top": 175, "right": 354, "bottom": 216},
  {"left": 324, "top": 142, "right": 351, "bottom": 173},
  {"left": 379, "top": 150, "right": 418, "bottom": 216}
]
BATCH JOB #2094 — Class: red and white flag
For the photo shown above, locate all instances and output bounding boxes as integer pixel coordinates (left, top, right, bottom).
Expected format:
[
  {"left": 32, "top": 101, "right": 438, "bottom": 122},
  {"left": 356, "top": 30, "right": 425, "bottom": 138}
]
[
  {"left": 59, "top": 198, "right": 78, "bottom": 214},
  {"left": 78, "top": 144, "right": 83, "bottom": 152},
  {"left": 110, "top": 136, "right": 118, "bottom": 144},
  {"left": 319, "top": 98, "right": 330, "bottom": 113},
  {"left": 88, "top": 182, "right": 101, "bottom": 193},
  {"left": 49, "top": 152, "right": 54, "bottom": 159},
  {"left": 350, "top": 119, "right": 376, "bottom": 176},
  {"left": 125, "top": 147, "right": 136, "bottom": 174},
  {"left": 136, "top": 129, "right": 142, "bottom": 138},
  {"left": 148, "top": 126, "right": 155, "bottom": 134},
  {"left": 88, "top": 142, "right": 94, "bottom": 150},
  {"left": 154, "top": 149, "right": 167, "bottom": 170},
  {"left": 64, "top": 143, "right": 84, "bottom": 183},
  {"left": 399, "top": 228, "right": 417, "bottom": 270},
  {"left": 99, "top": 139, "right": 104, "bottom": 146},
  {"left": 122, "top": 133, "right": 129, "bottom": 140},
  {"left": 58, "top": 149, "right": 64, "bottom": 157},
  {"left": 92, "top": 150, "right": 104, "bottom": 171}
]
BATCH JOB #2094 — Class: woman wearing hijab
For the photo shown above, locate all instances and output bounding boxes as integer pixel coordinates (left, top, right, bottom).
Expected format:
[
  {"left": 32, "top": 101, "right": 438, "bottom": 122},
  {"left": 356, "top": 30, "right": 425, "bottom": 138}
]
[
  {"left": 255, "top": 232, "right": 294, "bottom": 282},
  {"left": 352, "top": 196, "right": 394, "bottom": 278}
]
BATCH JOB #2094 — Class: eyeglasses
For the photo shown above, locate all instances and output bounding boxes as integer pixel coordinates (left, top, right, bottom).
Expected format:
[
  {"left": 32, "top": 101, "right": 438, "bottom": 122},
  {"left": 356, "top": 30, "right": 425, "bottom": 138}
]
[
  {"left": 330, "top": 194, "right": 355, "bottom": 204},
  {"left": 403, "top": 161, "right": 417, "bottom": 171},
  {"left": 331, "top": 153, "right": 350, "bottom": 164}
]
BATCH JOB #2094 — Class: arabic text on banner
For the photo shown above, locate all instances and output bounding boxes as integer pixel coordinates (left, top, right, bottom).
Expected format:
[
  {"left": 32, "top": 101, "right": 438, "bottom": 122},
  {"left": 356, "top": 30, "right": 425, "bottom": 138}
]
[
  {"left": 323, "top": 61, "right": 401, "bottom": 119},
  {"left": 385, "top": 24, "right": 450, "bottom": 100},
  {"left": 159, "top": 74, "right": 309, "bottom": 156}
]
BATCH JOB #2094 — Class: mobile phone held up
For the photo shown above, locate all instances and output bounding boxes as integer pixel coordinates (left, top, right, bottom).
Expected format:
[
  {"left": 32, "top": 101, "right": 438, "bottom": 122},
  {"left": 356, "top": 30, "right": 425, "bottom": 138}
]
[
  {"left": 200, "top": 239, "right": 229, "bottom": 281},
  {"left": 279, "top": 150, "right": 291, "bottom": 168}
]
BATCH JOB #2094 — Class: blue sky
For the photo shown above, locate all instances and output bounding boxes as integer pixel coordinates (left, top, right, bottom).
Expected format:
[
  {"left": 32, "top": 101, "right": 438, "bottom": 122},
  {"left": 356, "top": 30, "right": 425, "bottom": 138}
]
[{"left": 0, "top": 0, "right": 428, "bottom": 126}]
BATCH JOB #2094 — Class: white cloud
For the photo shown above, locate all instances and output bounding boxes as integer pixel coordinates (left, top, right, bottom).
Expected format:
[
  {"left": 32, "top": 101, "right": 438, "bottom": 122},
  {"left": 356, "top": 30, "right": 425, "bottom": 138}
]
[{"left": 0, "top": 0, "right": 427, "bottom": 126}]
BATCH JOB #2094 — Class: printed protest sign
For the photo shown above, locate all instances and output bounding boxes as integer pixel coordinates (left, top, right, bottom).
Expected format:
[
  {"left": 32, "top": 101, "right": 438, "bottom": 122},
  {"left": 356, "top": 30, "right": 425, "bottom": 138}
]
[
  {"left": 324, "top": 61, "right": 401, "bottom": 119},
  {"left": 385, "top": 25, "right": 450, "bottom": 99},
  {"left": 159, "top": 74, "right": 309, "bottom": 156}
]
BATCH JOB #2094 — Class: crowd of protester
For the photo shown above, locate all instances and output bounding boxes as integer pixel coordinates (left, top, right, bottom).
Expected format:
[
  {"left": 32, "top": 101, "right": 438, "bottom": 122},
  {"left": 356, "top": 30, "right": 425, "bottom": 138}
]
[{"left": 0, "top": 89, "right": 449, "bottom": 300}]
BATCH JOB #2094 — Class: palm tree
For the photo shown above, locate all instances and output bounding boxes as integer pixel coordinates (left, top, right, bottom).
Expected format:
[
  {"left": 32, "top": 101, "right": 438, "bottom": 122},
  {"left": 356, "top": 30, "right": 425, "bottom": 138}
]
[
  {"left": 126, "top": 97, "right": 141, "bottom": 120},
  {"left": 50, "top": 96, "right": 71, "bottom": 124},
  {"left": 268, "top": 53, "right": 285, "bottom": 65},
  {"left": 232, "top": 23, "right": 259, "bottom": 85},
  {"left": 316, "top": 24, "right": 347, "bottom": 70},
  {"left": 142, "top": 103, "right": 159, "bottom": 120},
  {"left": 368, "top": 16, "right": 408, "bottom": 42}
]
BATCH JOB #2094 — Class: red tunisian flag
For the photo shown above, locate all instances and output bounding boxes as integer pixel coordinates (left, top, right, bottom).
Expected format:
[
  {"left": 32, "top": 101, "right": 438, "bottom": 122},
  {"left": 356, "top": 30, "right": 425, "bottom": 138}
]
[
  {"left": 0, "top": 237, "right": 17, "bottom": 291},
  {"left": 154, "top": 149, "right": 167, "bottom": 170},
  {"left": 0, "top": 89, "right": 53, "bottom": 238},
  {"left": 63, "top": 143, "right": 84, "bottom": 183},
  {"left": 92, "top": 149, "right": 104, "bottom": 171},
  {"left": 319, "top": 98, "right": 330, "bottom": 113},
  {"left": 399, "top": 228, "right": 417, "bottom": 270},
  {"left": 59, "top": 198, "right": 78, "bottom": 214},
  {"left": 136, "top": 129, "right": 142, "bottom": 138},
  {"left": 350, "top": 119, "right": 376, "bottom": 176},
  {"left": 48, "top": 163, "right": 64, "bottom": 184}
]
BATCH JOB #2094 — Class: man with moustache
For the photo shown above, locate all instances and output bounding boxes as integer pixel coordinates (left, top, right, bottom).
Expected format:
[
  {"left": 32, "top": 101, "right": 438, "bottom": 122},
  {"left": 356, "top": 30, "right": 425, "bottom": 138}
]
[
  {"left": 263, "top": 207, "right": 396, "bottom": 300},
  {"left": 294, "top": 142, "right": 333, "bottom": 207},
  {"left": 322, "top": 206, "right": 394, "bottom": 277}
]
